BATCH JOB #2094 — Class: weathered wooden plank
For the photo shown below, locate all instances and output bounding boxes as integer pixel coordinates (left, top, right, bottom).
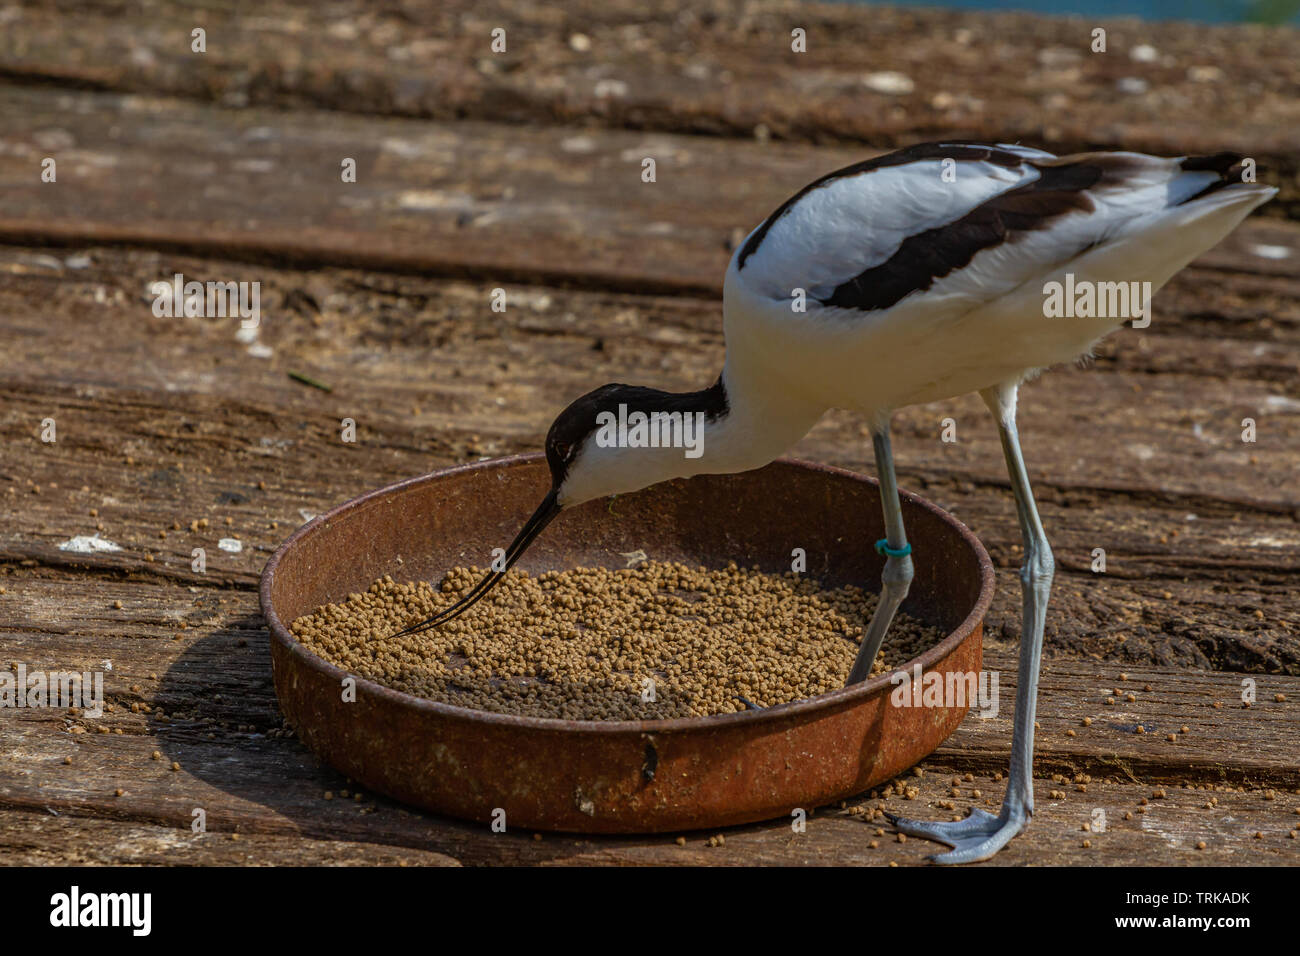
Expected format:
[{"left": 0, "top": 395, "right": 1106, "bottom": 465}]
[
  {"left": 1, "top": 86, "right": 1297, "bottom": 297},
  {"left": 1, "top": 0, "right": 1297, "bottom": 211},
  {"left": 0, "top": 808, "right": 461, "bottom": 865}
]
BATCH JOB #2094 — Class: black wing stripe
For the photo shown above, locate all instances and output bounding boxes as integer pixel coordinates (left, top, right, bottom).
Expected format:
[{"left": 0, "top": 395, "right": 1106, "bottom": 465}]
[
  {"left": 821, "top": 160, "right": 1109, "bottom": 313},
  {"left": 736, "top": 142, "right": 1026, "bottom": 271},
  {"left": 1179, "top": 152, "right": 1248, "bottom": 204}
]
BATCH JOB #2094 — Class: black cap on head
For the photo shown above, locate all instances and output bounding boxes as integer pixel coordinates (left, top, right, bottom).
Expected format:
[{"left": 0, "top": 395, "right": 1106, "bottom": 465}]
[{"left": 544, "top": 378, "right": 729, "bottom": 490}]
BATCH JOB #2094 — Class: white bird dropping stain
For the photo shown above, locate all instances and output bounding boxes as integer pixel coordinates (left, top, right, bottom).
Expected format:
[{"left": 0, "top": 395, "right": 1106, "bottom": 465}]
[
  {"left": 1248, "top": 243, "right": 1291, "bottom": 260},
  {"left": 218, "top": 538, "right": 243, "bottom": 554},
  {"left": 59, "top": 533, "right": 122, "bottom": 553}
]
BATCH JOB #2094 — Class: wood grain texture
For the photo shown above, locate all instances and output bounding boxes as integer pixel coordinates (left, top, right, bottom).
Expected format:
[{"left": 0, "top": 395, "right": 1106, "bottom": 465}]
[
  {"left": 0, "top": 0, "right": 1296, "bottom": 865},
  {"left": 1, "top": 0, "right": 1297, "bottom": 212}
]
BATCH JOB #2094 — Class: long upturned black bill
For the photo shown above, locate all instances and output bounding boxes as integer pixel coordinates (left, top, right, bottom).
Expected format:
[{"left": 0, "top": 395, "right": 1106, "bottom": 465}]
[{"left": 388, "top": 489, "right": 561, "bottom": 639}]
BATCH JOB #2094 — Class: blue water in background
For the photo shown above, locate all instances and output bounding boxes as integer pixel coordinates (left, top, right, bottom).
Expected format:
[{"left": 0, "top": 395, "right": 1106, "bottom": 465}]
[{"left": 847, "top": 0, "right": 1300, "bottom": 25}]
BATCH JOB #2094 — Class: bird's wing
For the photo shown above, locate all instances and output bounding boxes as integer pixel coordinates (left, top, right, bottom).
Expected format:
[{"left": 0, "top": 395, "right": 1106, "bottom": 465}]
[{"left": 734, "top": 141, "right": 1243, "bottom": 314}]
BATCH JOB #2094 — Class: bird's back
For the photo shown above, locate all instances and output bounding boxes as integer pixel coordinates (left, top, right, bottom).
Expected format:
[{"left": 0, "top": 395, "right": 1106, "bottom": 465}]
[{"left": 723, "top": 141, "right": 1275, "bottom": 412}]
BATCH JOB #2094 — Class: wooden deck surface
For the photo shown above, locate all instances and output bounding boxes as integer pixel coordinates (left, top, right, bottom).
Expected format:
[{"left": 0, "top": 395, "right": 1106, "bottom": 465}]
[{"left": 1, "top": 0, "right": 1297, "bottom": 865}]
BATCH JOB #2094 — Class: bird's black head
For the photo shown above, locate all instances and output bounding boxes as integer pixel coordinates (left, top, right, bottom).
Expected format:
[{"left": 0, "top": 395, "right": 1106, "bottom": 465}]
[
  {"left": 544, "top": 383, "right": 638, "bottom": 491},
  {"left": 545, "top": 378, "right": 729, "bottom": 495}
]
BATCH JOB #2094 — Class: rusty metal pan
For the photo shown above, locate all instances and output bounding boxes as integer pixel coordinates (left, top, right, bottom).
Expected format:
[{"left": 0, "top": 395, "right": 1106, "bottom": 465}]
[{"left": 261, "top": 454, "right": 995, "bottom": 833}]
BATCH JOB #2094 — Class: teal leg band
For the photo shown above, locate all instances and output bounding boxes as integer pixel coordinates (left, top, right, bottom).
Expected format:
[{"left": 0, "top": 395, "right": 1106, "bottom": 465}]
[{"left": 875, "top": 538, "right": 912, "bottom": 558}]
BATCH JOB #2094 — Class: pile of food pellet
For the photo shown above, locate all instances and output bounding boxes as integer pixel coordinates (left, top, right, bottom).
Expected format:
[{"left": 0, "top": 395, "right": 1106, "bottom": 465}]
[{"left": 290, "top": 560, "right": 946, "bottom": 721}]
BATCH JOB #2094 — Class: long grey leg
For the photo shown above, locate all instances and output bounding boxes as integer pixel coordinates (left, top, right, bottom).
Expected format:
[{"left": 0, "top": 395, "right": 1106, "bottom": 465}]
[
  {"left": 884, "top": 383, "right": 1053, "bottom": 863},
  {"left": 846, "top": 423, "right": 914, "bottom": 685}
]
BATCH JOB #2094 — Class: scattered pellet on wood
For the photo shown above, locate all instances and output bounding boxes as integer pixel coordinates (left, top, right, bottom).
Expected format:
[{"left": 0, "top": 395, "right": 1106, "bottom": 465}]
[
  {"left": 675, "top": 836, "right": 686, "bottom": 847},
  {"left": 170, "top": 762, "right": 181, "bottom": 771},
  {"left": 290, "top": 563, "right": 947, "bottom": 720},
  {"left": 1196, "top": 841, "right": 1206, "bottom": 850}
]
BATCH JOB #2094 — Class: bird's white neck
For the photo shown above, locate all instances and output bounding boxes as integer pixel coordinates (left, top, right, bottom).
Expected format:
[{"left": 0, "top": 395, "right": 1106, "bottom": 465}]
[{"left": 555, "top": 346, "right": 826, "bottom": 507}]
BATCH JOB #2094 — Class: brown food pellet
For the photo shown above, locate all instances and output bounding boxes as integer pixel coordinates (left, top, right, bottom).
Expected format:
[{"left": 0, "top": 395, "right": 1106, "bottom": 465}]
[{"left": 290, "top": 563, "right": 947, "bottom": 720}]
